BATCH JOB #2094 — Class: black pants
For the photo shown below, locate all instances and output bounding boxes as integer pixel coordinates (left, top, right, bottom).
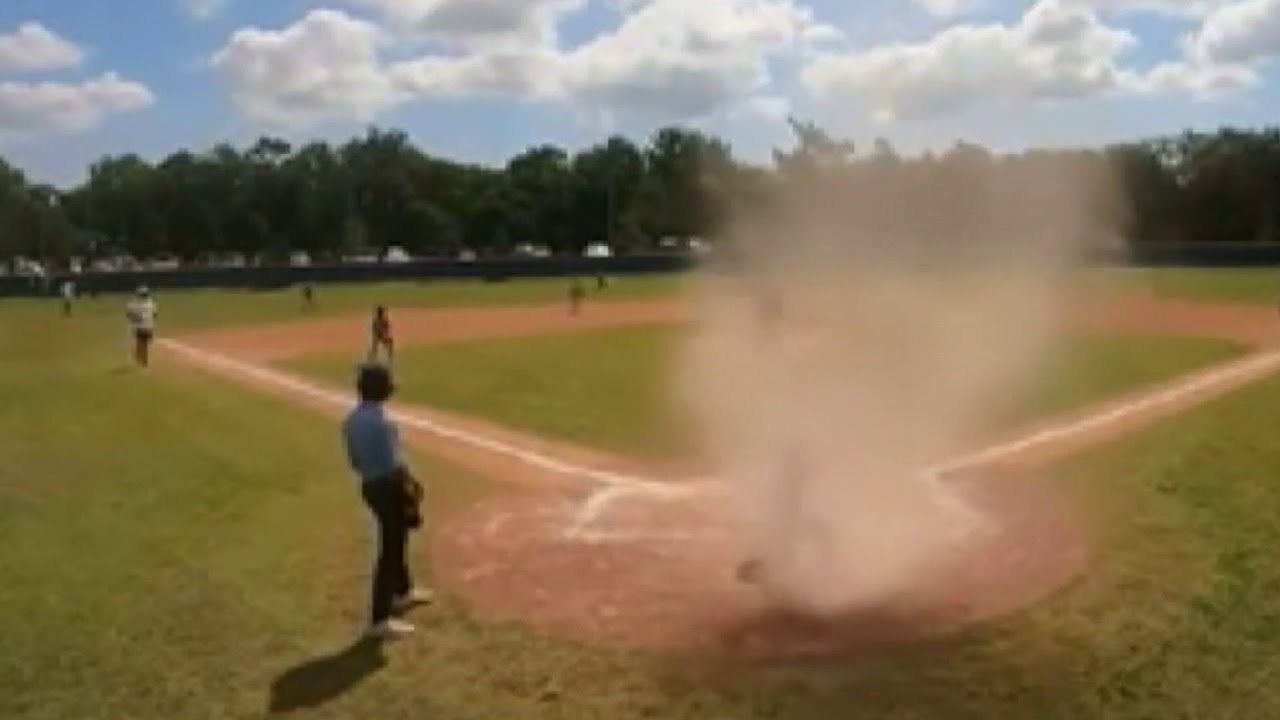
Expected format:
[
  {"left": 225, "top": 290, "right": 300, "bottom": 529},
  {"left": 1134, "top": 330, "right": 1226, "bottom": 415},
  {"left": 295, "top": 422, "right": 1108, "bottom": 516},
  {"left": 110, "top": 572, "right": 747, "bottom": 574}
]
[
  {"left": 361, "top": 479, "right": 411, "bottom": 625},
  {"left": 134, "top": 329, "right": 153, "bottom": 367}
]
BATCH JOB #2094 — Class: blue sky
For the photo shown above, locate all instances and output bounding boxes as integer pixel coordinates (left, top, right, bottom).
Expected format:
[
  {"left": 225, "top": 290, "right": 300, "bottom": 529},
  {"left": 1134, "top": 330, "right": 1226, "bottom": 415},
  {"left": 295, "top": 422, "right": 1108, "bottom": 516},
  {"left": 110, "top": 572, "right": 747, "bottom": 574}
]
[{"left": 0, "top": 0, "right": 1277, "bottom": 187}]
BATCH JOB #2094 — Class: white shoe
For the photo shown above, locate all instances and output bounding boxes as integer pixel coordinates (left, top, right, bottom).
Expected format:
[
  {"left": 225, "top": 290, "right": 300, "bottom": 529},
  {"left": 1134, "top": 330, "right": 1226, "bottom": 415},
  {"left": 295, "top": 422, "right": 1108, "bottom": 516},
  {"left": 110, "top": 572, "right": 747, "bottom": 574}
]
[
  {"left": 367, "top": 618, "right": 415, "bottom": 640},
  {"left": 394, "top": 588, "right": 435, "bottom": 612}
]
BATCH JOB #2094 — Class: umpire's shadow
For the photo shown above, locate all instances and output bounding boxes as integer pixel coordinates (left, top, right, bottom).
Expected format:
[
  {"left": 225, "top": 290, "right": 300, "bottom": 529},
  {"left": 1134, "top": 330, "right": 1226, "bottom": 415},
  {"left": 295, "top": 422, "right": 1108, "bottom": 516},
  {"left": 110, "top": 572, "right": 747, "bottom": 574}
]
[{"left": 268, "top": 637, "right": 387, "bottom": 714}]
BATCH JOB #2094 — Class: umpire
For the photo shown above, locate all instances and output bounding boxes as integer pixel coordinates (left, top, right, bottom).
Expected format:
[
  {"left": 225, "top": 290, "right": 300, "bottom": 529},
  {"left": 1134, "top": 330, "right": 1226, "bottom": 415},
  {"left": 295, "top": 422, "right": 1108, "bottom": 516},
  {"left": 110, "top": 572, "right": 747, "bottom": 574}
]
[{"left": 342, "top": 363, "right": 432, "bottom": 640}]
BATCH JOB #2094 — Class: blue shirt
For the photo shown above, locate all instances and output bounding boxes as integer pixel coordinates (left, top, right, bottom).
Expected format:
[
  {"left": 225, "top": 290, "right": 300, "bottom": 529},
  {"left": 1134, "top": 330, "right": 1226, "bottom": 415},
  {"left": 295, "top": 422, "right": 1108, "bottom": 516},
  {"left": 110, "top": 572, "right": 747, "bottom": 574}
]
[{"left": 342, "top": 402, "right": 403, "bottom": 482}]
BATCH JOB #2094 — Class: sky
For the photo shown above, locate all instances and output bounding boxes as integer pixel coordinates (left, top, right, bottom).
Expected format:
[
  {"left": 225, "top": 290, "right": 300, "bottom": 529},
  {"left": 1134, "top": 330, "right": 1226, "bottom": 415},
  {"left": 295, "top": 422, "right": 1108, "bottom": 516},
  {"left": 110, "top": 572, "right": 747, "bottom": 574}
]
[{"left": 1, "top": 0, "right": 1279, "bottom": 187}]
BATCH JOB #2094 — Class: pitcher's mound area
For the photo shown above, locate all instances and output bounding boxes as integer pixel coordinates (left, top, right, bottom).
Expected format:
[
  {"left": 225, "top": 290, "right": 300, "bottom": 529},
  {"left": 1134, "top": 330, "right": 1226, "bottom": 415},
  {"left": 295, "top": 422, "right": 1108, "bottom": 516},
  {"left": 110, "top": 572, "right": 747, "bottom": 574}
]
[{"left": 433, "top": 473, "right": 1086, "bottom": 660}]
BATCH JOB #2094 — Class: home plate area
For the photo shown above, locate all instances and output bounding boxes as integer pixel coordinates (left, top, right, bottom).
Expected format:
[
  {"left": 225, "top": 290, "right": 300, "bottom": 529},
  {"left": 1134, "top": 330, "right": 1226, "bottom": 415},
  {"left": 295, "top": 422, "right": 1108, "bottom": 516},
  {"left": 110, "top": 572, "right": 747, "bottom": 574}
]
[{"left": 431, "top": 472, "right": 1086, "bottom": 661}]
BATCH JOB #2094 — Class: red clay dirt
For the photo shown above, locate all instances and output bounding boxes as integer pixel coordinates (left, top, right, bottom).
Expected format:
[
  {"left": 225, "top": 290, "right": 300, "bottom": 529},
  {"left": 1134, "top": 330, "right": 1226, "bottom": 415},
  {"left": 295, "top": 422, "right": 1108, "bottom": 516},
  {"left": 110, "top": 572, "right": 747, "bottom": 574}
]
[
  {"left": 184, "top": 299, "right": 688, "bottom": 362},
  {"left": 164, "top": 292, "right": 1280, "bottom": 659},
  {"left": 434, "top": 470, "right": 1082, "bottom": 660}
]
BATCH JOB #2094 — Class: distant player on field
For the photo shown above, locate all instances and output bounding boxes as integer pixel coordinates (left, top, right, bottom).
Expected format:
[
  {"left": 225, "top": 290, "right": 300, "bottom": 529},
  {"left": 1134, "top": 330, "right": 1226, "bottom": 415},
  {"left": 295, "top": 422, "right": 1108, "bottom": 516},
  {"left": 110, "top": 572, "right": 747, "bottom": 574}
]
[
  {"left": 369, "top": 305, "right": 394, "bottom": 363},
  {"left": 126, "top": 286, "right": 158, "bottom": 368},
  {"left": 568, "top": 278, "right": 586, "bottom": 316},
  {"left": 301, "top": 282, "right": 316, "bottom": 310},
  {"left": 60, "top": 279, "right": 75, "bottom": 317}
]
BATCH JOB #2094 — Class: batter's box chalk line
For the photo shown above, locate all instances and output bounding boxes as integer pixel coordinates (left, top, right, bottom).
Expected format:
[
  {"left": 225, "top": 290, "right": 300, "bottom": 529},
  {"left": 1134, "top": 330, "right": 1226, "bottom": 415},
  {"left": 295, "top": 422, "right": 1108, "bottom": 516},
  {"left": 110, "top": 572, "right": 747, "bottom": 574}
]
[
  {"left": 562, "top": 468, "right": 991, "bottom": 546},
  {"left": 563, "top": 482, "right": 718, "bottom": 542}
]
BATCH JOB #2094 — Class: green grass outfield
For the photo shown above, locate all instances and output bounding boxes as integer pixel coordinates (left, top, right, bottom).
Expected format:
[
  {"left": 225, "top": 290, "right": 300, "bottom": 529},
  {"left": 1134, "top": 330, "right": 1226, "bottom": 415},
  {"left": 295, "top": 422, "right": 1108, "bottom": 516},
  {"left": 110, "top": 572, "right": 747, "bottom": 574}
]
[
  {"left": 1107, "top": 267, "right": 1280, "bottom": 305},
  {"left": 287, "top": 325, "right": 1243, "bottom": 459},
  {"left": 11, "top": 266, "right": 1276, "bottom": 334},
  {"left": 4, "top": 275, "right": 1280, "bottom": 718},
  {"left": 33, "top": 275, "right": 685, "bottom": 332}
]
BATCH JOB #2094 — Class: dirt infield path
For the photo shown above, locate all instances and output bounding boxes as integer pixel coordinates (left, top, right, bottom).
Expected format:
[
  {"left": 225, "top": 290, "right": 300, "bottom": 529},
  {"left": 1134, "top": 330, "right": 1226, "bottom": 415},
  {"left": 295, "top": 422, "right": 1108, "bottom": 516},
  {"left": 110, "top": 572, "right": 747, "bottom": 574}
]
[
  {"left": 161, "top": 293, "right": 1280, "bottom": 657},
  {"left": 184, "top": 299, "right": 687, "bottom": 362},
  {"left": 1083, "top": 294, "right": 1279, "bottom": 347}
]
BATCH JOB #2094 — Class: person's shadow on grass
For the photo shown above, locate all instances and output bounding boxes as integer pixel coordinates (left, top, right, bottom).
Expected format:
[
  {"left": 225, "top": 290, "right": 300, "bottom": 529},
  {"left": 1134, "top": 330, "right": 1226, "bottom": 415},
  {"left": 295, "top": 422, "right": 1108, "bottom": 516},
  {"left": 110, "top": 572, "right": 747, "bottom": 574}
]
[{"left": 268, "top": 637, "right": 387, "bottom": 714}]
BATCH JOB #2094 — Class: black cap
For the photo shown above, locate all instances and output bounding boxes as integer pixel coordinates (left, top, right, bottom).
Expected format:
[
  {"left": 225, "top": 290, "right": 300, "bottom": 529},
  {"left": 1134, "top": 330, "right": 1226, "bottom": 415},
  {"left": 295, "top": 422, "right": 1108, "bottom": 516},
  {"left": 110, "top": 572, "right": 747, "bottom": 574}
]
[{"left": 356, "top": 363, "right": 394, "bottom": 402}]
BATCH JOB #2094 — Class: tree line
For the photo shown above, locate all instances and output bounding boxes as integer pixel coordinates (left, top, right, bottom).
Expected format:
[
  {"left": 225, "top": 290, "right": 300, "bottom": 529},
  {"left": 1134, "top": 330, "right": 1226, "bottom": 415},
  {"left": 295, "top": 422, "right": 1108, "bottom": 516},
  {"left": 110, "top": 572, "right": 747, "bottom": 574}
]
[{"left": 2, "top": 121, "right": 1279, "bottom": 269}]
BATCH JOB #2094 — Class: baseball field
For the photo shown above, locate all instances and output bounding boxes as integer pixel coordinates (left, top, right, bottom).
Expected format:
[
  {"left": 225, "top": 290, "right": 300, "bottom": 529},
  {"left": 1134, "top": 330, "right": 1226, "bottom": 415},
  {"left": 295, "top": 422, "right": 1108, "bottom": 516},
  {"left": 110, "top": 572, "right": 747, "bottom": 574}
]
[{"left": 5, "top": 268, "right": 1280, "bottom": 718}]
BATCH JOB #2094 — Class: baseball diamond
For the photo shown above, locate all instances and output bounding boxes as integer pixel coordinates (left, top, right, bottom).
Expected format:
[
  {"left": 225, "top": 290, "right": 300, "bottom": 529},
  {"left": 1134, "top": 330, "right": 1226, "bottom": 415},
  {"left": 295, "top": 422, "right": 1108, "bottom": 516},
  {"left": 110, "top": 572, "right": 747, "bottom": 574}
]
[
  {"left": 9, "top": 21, "right": 1280, "bottom": 711},
  {"left": 155, "top": 289, "right": 1276, "bottom": 655},
  {"left": 8, "top": 270, "right": 1280, "bottom": 719}
]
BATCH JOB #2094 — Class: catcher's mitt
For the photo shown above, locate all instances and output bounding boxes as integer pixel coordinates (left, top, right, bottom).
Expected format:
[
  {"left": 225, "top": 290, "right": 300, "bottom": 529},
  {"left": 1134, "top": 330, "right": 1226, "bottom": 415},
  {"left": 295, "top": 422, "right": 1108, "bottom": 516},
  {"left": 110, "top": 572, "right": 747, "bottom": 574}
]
[{"left": 393, "top": 467, "right": 425, "bottom": 529}]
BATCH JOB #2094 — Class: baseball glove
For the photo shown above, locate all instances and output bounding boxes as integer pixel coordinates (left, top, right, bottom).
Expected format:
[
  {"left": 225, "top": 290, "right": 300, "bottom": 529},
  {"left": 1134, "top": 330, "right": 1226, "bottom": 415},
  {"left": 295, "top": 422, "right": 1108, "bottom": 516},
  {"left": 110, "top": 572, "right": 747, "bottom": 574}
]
[{"left": 397, "top": 468, "right": 425, "bottom": 529}]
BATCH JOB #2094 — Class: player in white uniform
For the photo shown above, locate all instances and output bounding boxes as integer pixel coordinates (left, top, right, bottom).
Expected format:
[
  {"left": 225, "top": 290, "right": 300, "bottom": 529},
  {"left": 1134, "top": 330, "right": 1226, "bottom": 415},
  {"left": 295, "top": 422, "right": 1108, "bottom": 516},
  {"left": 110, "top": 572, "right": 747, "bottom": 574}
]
[
  {"left": 60, "top": 280, "right": 75, "bottom": 317},
  {"left": 126, "top": 286, "right": 158, "bottom": 368}
]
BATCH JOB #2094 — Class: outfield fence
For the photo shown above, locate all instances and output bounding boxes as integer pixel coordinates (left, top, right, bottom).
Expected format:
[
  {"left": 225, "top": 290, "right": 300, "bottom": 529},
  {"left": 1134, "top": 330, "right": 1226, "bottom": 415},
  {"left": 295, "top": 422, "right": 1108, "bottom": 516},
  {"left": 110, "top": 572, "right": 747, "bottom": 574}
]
[
  {"left": 5, "top": 243, "right": 1280, "bottom": 298},
  {"left": 0, "top": 254, "right": 695, "bottom": 297}
]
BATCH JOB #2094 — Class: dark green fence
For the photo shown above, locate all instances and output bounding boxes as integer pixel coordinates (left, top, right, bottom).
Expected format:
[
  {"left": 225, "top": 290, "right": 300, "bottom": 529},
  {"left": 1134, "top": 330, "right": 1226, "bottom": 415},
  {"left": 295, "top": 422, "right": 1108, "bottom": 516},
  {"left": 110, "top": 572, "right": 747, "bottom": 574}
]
[{"left": 0, "top": 254, "right": 695, "bottom": 297}]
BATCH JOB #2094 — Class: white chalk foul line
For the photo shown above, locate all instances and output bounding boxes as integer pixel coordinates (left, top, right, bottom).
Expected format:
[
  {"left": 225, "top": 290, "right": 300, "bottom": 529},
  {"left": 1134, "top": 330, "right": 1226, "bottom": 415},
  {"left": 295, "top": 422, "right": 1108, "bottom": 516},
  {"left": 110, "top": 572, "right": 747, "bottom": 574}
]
[
  {"left": 931, "top": 347, "right": 1280, "bottom": 475},
  {"left": 160, "top": 338, "right": 692, "bottom": 494},
  {"left": 569, "top": 347, "right": 1280, "bottom": 540},
  {"left": 908, "top": 348, "right": 1280, "bottom": 540}
]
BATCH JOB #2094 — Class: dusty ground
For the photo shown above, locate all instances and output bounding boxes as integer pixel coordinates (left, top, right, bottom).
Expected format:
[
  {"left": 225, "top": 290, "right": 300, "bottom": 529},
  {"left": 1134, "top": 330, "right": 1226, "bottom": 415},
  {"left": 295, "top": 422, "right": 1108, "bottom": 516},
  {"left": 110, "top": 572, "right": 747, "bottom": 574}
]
[
  {"left": 436, "top": 469, "right": 1082, "bottom": 660},
  {"left": 163, "top": 292, "right": 1280, "bottom": 658}
]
